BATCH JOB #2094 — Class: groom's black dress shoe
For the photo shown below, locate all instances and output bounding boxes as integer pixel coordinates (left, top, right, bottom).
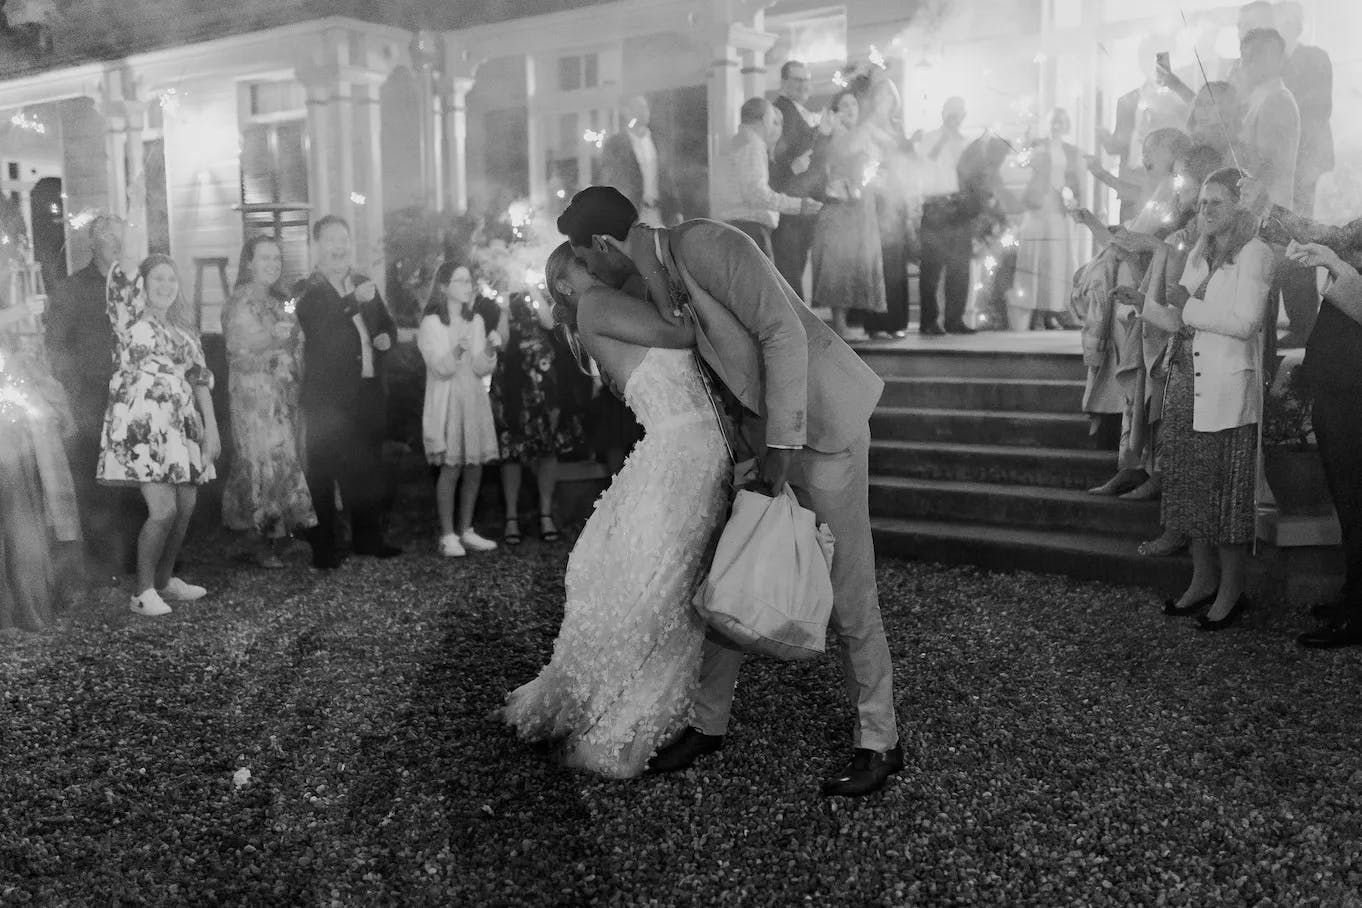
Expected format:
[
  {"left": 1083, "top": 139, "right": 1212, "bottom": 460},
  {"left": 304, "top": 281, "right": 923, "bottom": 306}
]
[
  {"left": 821, "top": 744, "right": 904, "bottom": 797},
  {"left": 646, "top": 727, "right": 723, "bottom": 774}
]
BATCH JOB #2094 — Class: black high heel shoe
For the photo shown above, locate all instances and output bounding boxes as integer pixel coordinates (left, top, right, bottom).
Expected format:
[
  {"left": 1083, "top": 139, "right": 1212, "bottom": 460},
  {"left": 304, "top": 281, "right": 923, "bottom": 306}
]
[
  {"left": 1163, "top": 588, "right": 1218, "bottom": 616},
  {"left": 538, "top": 513, "right": 561, "bottom": 543},
  {"left": 1197, "top": 595, "right": 1251, "bottom": 631}
]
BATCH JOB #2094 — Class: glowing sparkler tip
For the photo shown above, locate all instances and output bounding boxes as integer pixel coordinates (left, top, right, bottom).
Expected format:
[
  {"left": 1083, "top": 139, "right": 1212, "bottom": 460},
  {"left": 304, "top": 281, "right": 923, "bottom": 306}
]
[
  {"left": 868, "top": 45, "right": 886, "bottom": 69},
  {"left": 349, "top": 191, "right": 367, "bottom": 206}
]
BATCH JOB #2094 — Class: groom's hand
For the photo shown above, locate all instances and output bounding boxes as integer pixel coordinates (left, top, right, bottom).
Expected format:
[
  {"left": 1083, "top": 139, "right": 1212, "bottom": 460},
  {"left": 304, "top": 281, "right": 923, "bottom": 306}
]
[{"left": 761, "top": 447, "right": 797, "bottom": 495}]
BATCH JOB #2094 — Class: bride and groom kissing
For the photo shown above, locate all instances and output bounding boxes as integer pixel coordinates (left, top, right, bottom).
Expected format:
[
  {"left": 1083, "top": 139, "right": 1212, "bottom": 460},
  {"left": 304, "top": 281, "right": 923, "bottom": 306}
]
[{"left": 498, "top": 186, "right": 902, "bottom": 797}]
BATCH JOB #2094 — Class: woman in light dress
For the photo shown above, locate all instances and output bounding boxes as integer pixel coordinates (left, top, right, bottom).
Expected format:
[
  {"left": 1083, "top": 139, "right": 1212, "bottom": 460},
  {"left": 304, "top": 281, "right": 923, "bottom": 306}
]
[
  {"left": 498, "top": 243, "right": 731, "bottom": 779},
  {"left": 418, "top": 261, "right": 500, "bottom": 558},
  {"left": 99, "top": 256, "right": 221, "bottom": 616},
  {"left": 1009, "top": 107, "right": 1084, "bottom": 330}
]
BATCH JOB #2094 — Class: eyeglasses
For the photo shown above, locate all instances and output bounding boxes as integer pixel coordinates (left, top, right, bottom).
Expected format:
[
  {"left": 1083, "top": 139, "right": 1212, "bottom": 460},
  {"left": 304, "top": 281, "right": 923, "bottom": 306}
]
[{"left": 450, "top": 276, "right": 474, "bottom": 285}]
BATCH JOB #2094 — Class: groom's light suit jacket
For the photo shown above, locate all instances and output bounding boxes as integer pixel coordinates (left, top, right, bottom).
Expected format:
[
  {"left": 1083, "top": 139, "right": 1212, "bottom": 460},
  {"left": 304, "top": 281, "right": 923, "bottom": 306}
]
[{"left": 657, "top": 219, "right": 883, "bottom": 453}]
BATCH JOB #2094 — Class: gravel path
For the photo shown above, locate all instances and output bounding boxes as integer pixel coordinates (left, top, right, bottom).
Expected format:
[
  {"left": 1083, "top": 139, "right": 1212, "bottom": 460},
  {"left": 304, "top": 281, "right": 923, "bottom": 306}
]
[{"left": 3, "top": 504, "right": 1360, "bottom": 906}]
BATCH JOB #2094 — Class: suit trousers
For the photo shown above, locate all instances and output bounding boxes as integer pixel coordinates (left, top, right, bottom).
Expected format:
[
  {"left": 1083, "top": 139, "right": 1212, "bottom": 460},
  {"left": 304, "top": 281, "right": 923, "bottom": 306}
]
[
  {"left": 1311, "top": 386, "right": 1362, "bottom": 609},
  {"left": 69, "top": 393, "right": 141, "bottom": 575},
  {"left": 691, "top": 429, "right": 899, "bottom": 752},
  {"left": 303, "top": 379, "right": 388, "bottom": 559},
  {"left": 772, "top": 214, "right": 817, "bottom": 301},
  {"left": 919, "top": 210, "right": 972, "bottom": 331}
]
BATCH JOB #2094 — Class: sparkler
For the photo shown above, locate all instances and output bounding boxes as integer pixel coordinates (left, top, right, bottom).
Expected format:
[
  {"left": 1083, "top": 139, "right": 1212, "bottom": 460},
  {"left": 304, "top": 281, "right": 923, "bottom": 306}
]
[
  {"left": 583, "top": 128, "right": 606, "bottom": 150},
  {"left": 9, "top": 110, "right": 46, "bottom": 135},
  {"left": 861, "top": 160, "right": 881, "bottom": 188},
  {"left": 868, "top": 45, "right": 885, "bottom": 69},
  {"left": 349, "top": 192, "right": 367, "bottom": 206}
]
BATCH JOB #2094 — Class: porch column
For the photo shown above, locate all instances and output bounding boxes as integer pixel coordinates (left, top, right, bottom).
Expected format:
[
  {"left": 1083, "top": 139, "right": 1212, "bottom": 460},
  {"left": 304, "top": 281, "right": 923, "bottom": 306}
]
[
  {"left": 98, "top": 68, "right": 149, "bottom": 261},
  {"left": 439, "top": 73, "right": 476, "bottom": 212},
  {"left": 411, "top": 30, "right": 444, "bottom": 211},
  {"left": 351, "top": 78, "right": 386, "bottom": 282},
  {"left": 525, "top": 54, "right": 546, "bottom": 205},
  {"left": 298, "top": 65, "right": 335, "bottom": 219}
]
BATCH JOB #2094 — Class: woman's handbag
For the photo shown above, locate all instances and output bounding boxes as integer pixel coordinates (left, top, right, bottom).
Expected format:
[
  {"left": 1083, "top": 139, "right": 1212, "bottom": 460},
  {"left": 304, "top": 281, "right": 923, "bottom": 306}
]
[{"left": 691, "top": 353, "right": 836, "bottom": 660}]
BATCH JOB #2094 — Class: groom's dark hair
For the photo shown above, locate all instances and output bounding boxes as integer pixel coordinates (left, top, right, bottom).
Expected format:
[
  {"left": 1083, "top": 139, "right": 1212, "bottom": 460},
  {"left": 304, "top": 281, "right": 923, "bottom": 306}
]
[{"left": 557, "top": 186, "right": 637, "bottom": 248}]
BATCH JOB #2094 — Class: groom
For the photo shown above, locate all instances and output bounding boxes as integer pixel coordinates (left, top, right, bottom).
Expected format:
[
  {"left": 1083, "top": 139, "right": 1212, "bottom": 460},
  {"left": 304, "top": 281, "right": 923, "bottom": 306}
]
[{"left": 557, "top": 186, "right": 901, "bottom": 797}]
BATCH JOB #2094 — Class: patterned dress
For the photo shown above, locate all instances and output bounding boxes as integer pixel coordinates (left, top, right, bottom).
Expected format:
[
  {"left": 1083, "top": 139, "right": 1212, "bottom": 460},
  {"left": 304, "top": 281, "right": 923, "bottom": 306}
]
[
  {"left": 1160, "top": 330, "right": 1259, "bottom": 544},
  {"left": 490, "top": 295, "right": 589, "bottom": 462},
  {"left": 500, "top": 348, "right": 730, "bottom": 778},
  {"left": 97, "top": 265, "right": 215, "bottom": 486},
  {"left": 812, "top": 130, "right": 888, "bottom": 315},
  {"left": 220, "top": 284, "right": 316, "bottom": 538}
]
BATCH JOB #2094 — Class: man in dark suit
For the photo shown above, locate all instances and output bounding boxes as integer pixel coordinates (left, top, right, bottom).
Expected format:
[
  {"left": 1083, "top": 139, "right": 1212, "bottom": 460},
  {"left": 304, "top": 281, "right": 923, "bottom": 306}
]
[
  {"left": 770, "top": 60, "right": 825, "bottom": 300},
  {"left": 44, "top": 213, "right": 139, "bottom": 582},
  {"left": 295, "top": 215, "right": 401, "bottom": 569},
  {"left": 1276, "top": 1, "right": 1333, "bottom": 217},
  {"left": 600, "top": 95, "right": 678, "bottom": 228}
]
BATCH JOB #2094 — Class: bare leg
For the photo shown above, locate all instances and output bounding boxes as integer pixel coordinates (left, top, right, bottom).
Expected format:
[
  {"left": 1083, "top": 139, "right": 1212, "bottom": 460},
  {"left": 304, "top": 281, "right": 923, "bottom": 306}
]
[
  {"left": 1176, "top": 538, "right": 1220, "bottom": 609},
  {"left": 1206, "top": 544, "right": 1249, "bottom": 621},
  {"left": 501, "top": 462, "right": 522, "bottom": 525},
  {"left": 535, "top": 455, "right": 558, "bottom": 521},
  {"left": 436, "top": 465, "right": 458, "bottom": 537},
  {"left": 154, "top": 485, "right": 198, "bottom": 589},
  {"left": 457, "top": 465, "right": 483, "bottom": 534},
  {"left": 136, "top": 484, "right": 176, "bottom": 594}
]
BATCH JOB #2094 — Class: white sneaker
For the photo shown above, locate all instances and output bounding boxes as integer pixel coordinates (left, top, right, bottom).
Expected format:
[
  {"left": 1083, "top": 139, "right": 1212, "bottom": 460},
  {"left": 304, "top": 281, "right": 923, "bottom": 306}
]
[
  {"left": 459, "top": 529, "right": 498, "bottom": 553},
  {"left": 438, "top": 534, "right": 466, "bottom": 557},
  {"left": 159, "top": 577, "right": 207, "bottom": 602},
  {"left": 129, "top": 589, "right": 172, "bottom": 617}
]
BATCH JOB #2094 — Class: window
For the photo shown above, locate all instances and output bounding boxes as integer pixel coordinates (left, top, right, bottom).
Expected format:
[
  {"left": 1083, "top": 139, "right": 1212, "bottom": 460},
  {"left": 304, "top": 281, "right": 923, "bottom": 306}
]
[
  {"left": 239, "top": 119, "right": 310, "bottom": 282},
  {"left": 556, "top": 53, "right": 600, "bottom": 92}
]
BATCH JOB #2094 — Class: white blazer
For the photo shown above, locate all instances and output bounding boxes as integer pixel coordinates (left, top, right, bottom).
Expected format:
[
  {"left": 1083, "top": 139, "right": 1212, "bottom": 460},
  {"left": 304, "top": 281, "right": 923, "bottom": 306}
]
[{"left": 1144, "top": 236, "right": 1274, "bottom": 433}]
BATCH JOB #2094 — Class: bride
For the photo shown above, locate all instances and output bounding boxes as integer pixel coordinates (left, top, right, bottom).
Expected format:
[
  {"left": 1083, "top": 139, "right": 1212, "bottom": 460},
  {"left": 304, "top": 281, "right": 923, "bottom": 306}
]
[{"left": 498, "top": 242, "right": 731, "bottom": 778}]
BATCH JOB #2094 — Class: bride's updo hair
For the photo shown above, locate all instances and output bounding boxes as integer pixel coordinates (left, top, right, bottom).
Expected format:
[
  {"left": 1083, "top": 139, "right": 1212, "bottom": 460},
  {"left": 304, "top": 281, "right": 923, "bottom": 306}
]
[{"left": 545, "top": 242, "right": 579, "bottom": 328}]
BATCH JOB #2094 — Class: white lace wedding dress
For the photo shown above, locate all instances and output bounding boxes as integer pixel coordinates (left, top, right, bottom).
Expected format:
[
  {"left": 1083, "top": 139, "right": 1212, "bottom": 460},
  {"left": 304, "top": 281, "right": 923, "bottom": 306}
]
[{"left": 500, "top": 347, "right": 731, "bottom": 778}]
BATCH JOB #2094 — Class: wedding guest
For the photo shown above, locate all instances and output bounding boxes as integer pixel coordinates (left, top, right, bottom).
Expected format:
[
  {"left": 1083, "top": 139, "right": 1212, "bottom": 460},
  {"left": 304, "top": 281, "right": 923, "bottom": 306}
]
[
  {"left": 1186, "top": 82, "right": 1243, "bottom": 164},
  {"left": 712, "top": 97, "right": 819, "bottom": 260},
  {"left": 1237, "top": 28, "right": 1300, "bottom": 213},
  {"left": 99, "top": 256, "right": 221, "bottom": 617},
  {"left": 1137, "top": 168, "right": 1273, "bottom": 629},
  {"left": 1289, "top": 243, "right": 1362, "bottom": 648},
  {"left": 601, "top": 95, "right": 677, "bottom": 228},
  {"left": 1, "top": 303, "right": 80, "bottom": 630},
  {"left": 917, "top": 97, "right": 973, "bottom": 336},
  {"left": 1009, "top": 108, "right": 1083, "bottom": 331},
  {"left": 220, "top": 236, "right": 315, "bottom": 568},
  {"left": 44, "top": 214, "right": 139, "bottom": 582},
  {"left": 770, "top": 60, "right": 825, "bottom": 299},
  {"left": 418, "top": 261, "right": 500, "bottom": 557},
  {"left": 1275, "top": 2, "right": 1333, "bottom": 218},
  {"left": 857, "top": 73, "right": 916, "bottom": 339},
  {"left": 491, "top": 290, "right": 587, "bottom": 545},
  {"left": 811, "top": 89, "right": 886, "bottom": 342},
  {"left": 295, "top": 215, "right": 401, "bottom": 570}
]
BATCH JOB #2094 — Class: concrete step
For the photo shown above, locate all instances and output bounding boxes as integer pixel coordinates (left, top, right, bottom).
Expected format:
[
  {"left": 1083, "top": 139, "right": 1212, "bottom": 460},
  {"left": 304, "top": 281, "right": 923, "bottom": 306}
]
[
  {"left": 871, "top": 406, "right": 1096, "bottom": 449},
  {"left": 859, "top": 348, "right": 1083, "bottom": 380},
  {"left": 871, "top": 516, "right": 1191, "bottom": 593},
  {"left": 880, "top": 376, "right": 1087, "bottom": 412},
  {"left": 868, "top": 476, "right": 1162, "bottom": 538},
  {"left": 869, "top": 440, "right": 1115, "bottom": 491}
]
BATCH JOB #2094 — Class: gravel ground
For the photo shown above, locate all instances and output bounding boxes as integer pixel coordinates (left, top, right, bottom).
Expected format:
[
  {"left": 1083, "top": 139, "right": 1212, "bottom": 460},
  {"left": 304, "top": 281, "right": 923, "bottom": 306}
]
[{"left": 3, "top": 489, "right": 1361, "bottom": 907}]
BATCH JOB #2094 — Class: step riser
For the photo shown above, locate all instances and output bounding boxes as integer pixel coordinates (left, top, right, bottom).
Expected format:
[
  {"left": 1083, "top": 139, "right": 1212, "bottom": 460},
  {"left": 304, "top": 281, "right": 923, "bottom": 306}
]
[
  {"left": 872, "top": 528, "right": 1191, "bottom": 592},
  {"left": 880, "top": 381, "right": 1085, "bottom": 412},
  {"left": 869, "top": 482, "right": 1161, "bottom": 537},
  {"left": 869, "top": 446, "right": 1114, "bottom": 491},
  {"left": 860, "top": 351, "right": 1083, "bottom": 381},
  {"left": 872, "top": 412, "right": 1096, "bottom": 448}
]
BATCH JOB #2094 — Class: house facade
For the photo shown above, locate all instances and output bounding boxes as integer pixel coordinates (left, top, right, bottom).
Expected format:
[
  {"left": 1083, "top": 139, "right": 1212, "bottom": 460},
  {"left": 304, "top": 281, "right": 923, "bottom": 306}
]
[{"left": 0, "top": 0, "right": 1355, "bottom": 330}]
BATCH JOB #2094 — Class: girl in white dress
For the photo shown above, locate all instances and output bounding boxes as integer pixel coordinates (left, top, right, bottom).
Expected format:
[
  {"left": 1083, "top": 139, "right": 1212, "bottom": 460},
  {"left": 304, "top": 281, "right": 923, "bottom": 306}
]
[
  {"left": 418, "top": 262, "right": 500, "bottom": 557},
  {"left": 499, "top": 243, "right": 731, "bottom": 779}
]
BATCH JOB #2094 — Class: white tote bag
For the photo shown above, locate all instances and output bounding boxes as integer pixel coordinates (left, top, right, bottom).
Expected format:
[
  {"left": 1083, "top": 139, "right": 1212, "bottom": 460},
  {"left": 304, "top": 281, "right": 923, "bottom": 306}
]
[{"left": 693, "top": 483, "right": 835, "bottom": 661}]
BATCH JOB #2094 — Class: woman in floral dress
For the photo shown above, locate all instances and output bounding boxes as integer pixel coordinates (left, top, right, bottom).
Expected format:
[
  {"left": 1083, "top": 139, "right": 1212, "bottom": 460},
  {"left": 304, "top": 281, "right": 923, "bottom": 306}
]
[
  {"left": 220, "top": 237, "right": 315, "bottom": 567},
  {"left": 490, "top": 290, "right": 588, "bottom": 544},
  {"left": 98, "top": 255, "right": 221, "bottom": 617}
]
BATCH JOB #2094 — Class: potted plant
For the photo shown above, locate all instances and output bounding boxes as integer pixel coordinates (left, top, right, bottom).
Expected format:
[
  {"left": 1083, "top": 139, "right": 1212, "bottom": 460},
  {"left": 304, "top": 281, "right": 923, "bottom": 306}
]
[{"left": 1262, "top": 352, "right": 1331, "bottom": 515}]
